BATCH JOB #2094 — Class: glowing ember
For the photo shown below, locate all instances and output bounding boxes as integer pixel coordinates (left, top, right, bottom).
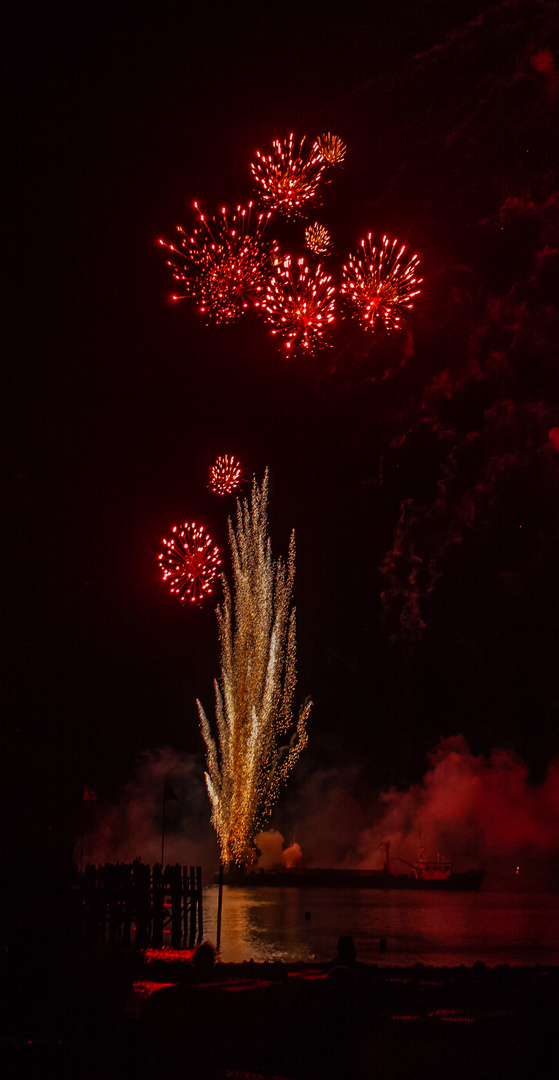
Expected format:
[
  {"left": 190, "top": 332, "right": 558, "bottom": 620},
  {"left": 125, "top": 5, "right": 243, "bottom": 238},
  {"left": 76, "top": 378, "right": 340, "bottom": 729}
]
[
  {"left": 209, "top": 455, "right": 242, "bottom": 496},
  {"left": 250, "top": 134, "right": 327, "bottom": 218},
  {"left": 304, "top": 222, "right": 333, "bottom": 257},
  {"left": 159, "top": 203, "right": 279, "bottom": 323},
  {"left": 341, "top": 234, "right": 422, "bottom": 331},
  {"left": 263, "top": 256, "right": 336, "bottom": 354},
  {"left": 315, "top": 132, "right": 347, "bottom": 166},
  {"left": 197, "top": 472, "right": 311, "bottom": 866},
  {"left": 159, "top": 523, "right": 221, "bottom": 604}
]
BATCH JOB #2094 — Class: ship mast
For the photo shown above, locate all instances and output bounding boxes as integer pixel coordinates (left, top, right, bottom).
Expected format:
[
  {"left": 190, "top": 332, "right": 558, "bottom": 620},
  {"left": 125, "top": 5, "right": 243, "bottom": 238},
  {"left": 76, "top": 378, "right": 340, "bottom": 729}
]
[{"left": 380, "top": 841, "right": 390, "bottom": 873}]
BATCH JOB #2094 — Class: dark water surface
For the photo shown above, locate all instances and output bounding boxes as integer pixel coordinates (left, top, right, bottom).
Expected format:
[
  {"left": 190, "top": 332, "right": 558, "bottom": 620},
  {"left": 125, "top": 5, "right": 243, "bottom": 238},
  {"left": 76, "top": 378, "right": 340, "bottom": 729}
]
[{"left": 200, "top": 886, "right": 559, "bottom": 967}]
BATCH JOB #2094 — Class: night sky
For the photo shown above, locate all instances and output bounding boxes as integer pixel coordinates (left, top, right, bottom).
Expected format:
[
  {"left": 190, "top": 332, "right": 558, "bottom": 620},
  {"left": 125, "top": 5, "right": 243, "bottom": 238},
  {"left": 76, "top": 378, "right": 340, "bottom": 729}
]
[{"left": 9, "top": 1, "right": 559, "bottom": 867}]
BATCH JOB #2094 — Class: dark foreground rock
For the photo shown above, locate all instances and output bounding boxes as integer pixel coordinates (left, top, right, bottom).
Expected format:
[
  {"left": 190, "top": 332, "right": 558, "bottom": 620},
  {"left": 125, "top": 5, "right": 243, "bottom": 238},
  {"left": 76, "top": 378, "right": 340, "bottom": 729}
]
[
  {"left": 134, "top": 959, "right": 559, "bottom": 1080},
  {"left": 3, "top": 953, "right": 558, "bottom": 1079}
]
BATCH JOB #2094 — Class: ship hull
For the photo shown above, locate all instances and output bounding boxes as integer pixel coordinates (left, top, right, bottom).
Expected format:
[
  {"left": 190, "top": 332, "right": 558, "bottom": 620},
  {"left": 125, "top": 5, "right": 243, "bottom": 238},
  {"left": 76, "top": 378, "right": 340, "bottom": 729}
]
[{"left": 218, "top": 868, "right": 484, "bottom": 891}]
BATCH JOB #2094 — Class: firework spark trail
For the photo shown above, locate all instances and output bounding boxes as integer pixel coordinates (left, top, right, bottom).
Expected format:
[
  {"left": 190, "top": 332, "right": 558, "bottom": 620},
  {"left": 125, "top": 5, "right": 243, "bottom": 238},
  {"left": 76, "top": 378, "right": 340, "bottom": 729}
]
[
  {"left": 197, "top": 472, "right": 311, "bottom": 867},
  {"left": 209, "top": 454, "right": 243, "bottom": 496},
  {"left": 250, "top": 134, "right": 328, "bottom": 219},
  {"left": 342, "top": 235, "right": 422, "bottom": 331},
  {"left": 159, "top": 202, "right": 279, "bottom": 322},
  {"left": 264, "top": 256, "right": 336, "bottom": 354},
  {"left": 159, "top": 523, "right": 221, "bottom": 603}
]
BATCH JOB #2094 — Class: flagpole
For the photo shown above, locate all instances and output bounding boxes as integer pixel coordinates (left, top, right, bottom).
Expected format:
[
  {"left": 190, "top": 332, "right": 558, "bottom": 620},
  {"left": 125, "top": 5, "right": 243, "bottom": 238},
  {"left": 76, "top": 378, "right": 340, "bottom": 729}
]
[
  {"left": 80, "top": 787, "right": 84, "bottom": 872},
  {"left": 81, "top": 786, "right": 97, "bottom": 872},
  {"left": 161, "top": 789, "right": 166, "bottom": 868}
]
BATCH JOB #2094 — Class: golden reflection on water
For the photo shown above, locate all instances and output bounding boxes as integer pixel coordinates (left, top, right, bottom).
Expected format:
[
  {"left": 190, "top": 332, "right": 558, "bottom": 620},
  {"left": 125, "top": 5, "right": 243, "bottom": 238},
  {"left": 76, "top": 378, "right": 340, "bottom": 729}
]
[
  {"left": 201, "top": 886, "right": 559, "bottom": 967},
  {"left": 204, "top": 887, "right": 316, "bottom": 963}
]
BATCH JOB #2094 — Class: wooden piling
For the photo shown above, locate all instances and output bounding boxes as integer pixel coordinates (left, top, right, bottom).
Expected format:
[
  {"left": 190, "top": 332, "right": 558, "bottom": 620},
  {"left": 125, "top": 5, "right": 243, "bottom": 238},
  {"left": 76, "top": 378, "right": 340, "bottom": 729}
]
[
  {"left": 77, "top": 861, "right": 204, "bottom": 950},
  {"left": 196, "top": 866, "right": 203, "bottom": 943},
  {"left": 170, "top": 864, "right": 182, "bottom": 948},
  {"left": 187, "top": 866, "right": 196, "bottom": 947}
]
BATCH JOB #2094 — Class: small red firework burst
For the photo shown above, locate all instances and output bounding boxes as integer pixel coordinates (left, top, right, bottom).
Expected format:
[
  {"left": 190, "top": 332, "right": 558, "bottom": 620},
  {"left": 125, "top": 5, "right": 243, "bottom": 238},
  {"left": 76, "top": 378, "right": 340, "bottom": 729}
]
[
  {"left": 159, "top": 203, "right": 279, "bottom": 323},
  {"left": 264, "top": 256, "right": 336, "bottom": 354},
  {"left": 315, "top": 132, "right": 347, "bottom": 166},
  {"left": 341, "top": 235, "right": 422, "bottom": 331},
  {"left": 209, "top": 455, "right": 242, "bottom": 496},
  {"left": 159, "top": 523, "right": 221, "bottom": 603},
  {"left": 304, "top": 222, "right": 333, "bottom": 257},
  {"left": 250, "top": 134, "right": 327, "bottom": 219}
]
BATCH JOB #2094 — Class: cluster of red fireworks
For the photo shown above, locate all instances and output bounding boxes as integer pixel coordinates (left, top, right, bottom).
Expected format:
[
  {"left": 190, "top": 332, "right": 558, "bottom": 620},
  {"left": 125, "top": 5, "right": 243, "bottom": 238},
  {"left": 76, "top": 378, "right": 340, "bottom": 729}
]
[
  {"left": 159, "top": 133, "right": 422, "bottom": 356},
  {"left": 341, "top": 235, "right": 422, "bottom": 332},
  {"left": 250, "top": 133, "right": 330, "bottom": 219},
  {"left": 266, "top": 257, "right": 336, "bottom": 353},
  {"left": 158, "top": 456, "right": 243, "bottom": 605},
  {"left": 159, "top": 203, "right": 279, "bottom": 323}
]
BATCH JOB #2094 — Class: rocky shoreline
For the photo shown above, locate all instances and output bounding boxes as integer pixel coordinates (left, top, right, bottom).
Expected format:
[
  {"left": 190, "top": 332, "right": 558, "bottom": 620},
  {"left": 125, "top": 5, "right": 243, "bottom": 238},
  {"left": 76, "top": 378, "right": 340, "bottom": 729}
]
[{"left": 5, "top": 945, "right": 558, "bottom": 1079}]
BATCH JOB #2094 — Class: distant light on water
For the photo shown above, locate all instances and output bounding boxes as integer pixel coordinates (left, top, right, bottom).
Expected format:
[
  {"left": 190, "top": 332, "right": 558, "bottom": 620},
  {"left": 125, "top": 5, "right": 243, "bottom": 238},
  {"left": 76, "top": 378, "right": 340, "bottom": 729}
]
[{"left": 198, "top": 886, "right": 559, "bottom": 967}]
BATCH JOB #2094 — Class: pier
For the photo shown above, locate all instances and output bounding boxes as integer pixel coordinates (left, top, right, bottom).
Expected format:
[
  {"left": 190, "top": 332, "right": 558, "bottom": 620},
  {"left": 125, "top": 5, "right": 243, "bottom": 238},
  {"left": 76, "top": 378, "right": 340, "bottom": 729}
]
[{"left": 78, "top": 861, "right": 203, "bottom": 949}]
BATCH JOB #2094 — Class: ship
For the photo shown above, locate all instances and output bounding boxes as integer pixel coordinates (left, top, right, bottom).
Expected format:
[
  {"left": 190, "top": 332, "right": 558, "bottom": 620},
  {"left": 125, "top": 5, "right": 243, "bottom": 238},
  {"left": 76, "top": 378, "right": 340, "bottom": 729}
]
[{"left": 217, "top": 842, "right": 484, "bottom": 891}]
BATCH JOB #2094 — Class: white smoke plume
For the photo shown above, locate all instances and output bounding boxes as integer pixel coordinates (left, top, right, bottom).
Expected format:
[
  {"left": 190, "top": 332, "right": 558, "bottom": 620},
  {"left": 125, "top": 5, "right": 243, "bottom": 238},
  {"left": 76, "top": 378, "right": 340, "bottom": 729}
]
[{"left": 255, "top": 830, "right": 303, "bottom": 869}]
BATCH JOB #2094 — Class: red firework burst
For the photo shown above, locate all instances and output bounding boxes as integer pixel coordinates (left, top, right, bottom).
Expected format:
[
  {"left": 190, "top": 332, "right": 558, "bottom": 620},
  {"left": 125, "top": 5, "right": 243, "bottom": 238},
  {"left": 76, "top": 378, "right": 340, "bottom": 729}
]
[
  {"left": 159, "top": 523, "right": 221, "bottom": 603},
  {"left": 250, "top": 134, "right": 327, "bottom": 219},
  {"left": 341, "top": 235, "right": 422, "bottom": 331},
  {"left": 159, "top": 203, "right": 279, "bottom": 323},
  {"left": 209, "top": 455, "right": 242, "bottom": 496},
  {"left": 263, "top": 256, "right": 336, "bottom": 354}
]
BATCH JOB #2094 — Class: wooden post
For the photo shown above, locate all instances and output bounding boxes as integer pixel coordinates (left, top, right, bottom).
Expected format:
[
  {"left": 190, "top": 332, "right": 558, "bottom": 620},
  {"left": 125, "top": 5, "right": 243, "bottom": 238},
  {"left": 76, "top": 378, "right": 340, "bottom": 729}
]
[
  {"left": 152, "top": 864, "right": 164, "bottom": 948},
  {"left": 216, "top": 864, "right": 224, "bottom": 951},
  {"left": 134, "top": 862, "right": 151, "bottom": 948},
  {"left": 108, "top": 864, "right": 120, "bottom": 944},
  {"left": 188, "top": 866, "right": 196, "bottom": 947},
  {"left": 196, "top": 866, "right": 203, "bottom": 943},
  {"left": 171, "top": 865, "right": 181, "bottom": 949},
  {"left": 122, "top": 865, "right": 132, "bottom": 947},
  {"left": 186, "top": 859, "right": 193, "bottom": 946}
]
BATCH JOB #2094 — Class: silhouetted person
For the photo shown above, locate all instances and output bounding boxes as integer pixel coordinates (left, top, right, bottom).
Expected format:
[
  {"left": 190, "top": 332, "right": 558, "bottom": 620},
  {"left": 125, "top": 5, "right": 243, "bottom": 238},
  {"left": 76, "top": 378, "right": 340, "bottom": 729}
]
[
  {"left": 325, "top": 935, "right": 364, "bottom": 1078},
  {"left": 192, "top": 940, "right": 216, "bottom": 981},
  {"left": 332, "top": 934, "right": 357, "bottom": 967},
  {"left": 527, "top": 971, "right": 559, "bottom": 1077}
]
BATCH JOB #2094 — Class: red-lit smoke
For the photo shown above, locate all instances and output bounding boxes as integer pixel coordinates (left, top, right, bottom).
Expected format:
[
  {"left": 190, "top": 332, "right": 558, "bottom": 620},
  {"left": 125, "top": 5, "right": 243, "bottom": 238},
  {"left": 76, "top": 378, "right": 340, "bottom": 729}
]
[
  {"left": 356, "top": 737, "right": 559, "bottom": 874},
  {"left": 80, "top": 741, "right": 559, "bottom": 889},
  {"left": 274, "top": 739, "right": 559, "bottom": 887},
  {"left": 79, "top": 748, "right": 218, "bottom": 870},
  {"left": 378, "top": 252, "right": 559, "bottom": 639}
]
